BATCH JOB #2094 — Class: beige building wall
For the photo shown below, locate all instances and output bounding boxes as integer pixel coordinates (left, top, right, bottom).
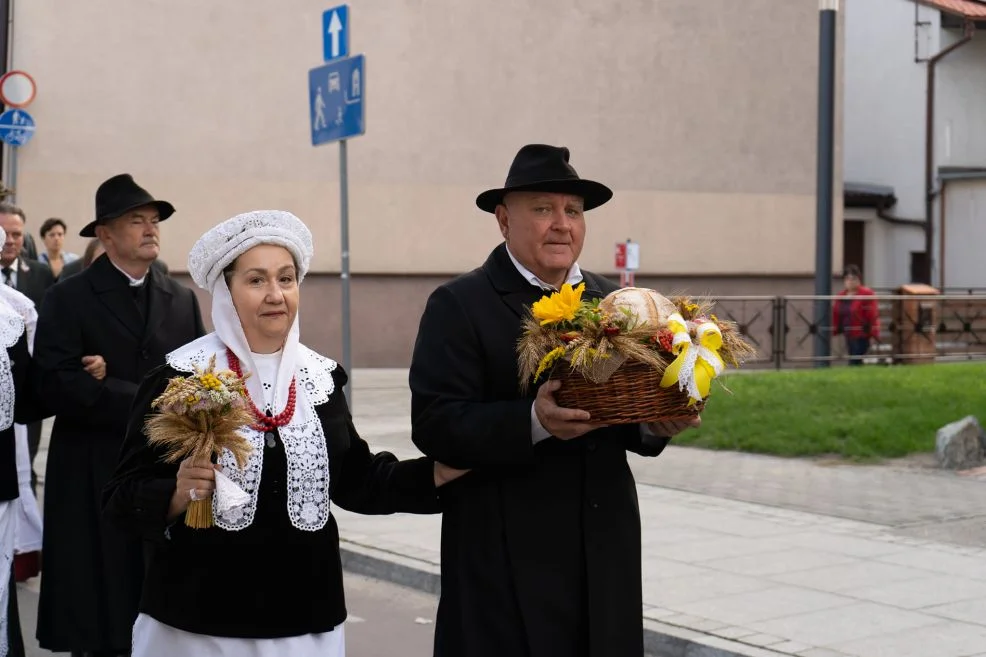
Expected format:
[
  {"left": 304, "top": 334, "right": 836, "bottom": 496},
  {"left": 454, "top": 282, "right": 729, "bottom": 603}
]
[{"left": 8, "top": 0, "right": 843, "bottom": 365}]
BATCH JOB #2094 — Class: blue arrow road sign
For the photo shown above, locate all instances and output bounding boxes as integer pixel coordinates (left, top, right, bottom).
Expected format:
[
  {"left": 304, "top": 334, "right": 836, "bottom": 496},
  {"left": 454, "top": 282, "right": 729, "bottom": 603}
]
[
  {"left": 309, "top": 54, "right": 365, "bottom": 146},
  {"left": 0, "top": 108, "right": 35, "bottom": 146},
  {"left": 322, "top": 5, "right": 349, "bottom": 62}
]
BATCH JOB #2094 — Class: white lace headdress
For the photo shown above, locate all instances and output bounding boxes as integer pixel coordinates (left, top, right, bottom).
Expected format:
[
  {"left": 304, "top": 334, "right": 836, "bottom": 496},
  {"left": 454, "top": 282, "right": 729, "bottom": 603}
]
[
  {"left": 169, "top": 211, "right": 337, "bottom": 532},
  {"left": 187, "top": 210, "right": 315, "bottom": 415},
  {"left": 0, "top": 225, "right": 27, "bottom": 431}
]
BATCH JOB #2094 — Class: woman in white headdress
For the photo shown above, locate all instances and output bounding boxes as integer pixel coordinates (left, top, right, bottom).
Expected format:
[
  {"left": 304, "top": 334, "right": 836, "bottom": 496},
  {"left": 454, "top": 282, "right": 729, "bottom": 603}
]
[
  {"left": 103, "top": 211, "right": 466, "bottom": 657},
  {"left": 0, "top": 224, "right": 31, "bottom": 657}
]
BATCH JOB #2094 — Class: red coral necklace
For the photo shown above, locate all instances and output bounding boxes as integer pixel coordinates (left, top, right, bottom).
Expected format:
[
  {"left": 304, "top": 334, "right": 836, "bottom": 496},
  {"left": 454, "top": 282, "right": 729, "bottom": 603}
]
[{"left": 226, "top": 347, "right": 297, "bottom": 432}]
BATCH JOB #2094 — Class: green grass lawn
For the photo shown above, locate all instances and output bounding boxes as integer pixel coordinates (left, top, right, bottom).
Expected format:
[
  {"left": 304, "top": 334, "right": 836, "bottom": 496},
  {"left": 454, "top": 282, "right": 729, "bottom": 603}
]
[{"left": 672, "top": 362, "right": 986, "bottom": 461}]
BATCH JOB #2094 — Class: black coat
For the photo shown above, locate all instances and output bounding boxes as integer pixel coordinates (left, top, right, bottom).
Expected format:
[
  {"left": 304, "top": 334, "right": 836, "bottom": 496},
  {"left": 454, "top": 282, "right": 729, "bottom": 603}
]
[
  {"left": 409, "top": 243, "right": 670, "bottom": 657},
  {"left": 32, "top": 254, "right": 205, "bottom": 652},
  {"left": 61, "top": 257, "right": 167, "bottom": 282},
  {"left": 102, "top": 361, "right": 440, "bottom": 639},
  {"left": 10, "top": 257, "right": 53, "bottom": 309}
]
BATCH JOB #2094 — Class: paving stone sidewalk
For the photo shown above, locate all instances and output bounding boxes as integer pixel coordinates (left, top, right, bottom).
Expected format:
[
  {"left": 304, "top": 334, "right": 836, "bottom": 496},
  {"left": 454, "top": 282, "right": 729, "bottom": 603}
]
[
  {"left": 337, "top": 457, "right": 986, "bottom": 657},
  {"left": 28, "top": 369, "right": 986, "bottom": 656},
  {"left": 339, "top": 369, "right": 986, "bottom": 657}
]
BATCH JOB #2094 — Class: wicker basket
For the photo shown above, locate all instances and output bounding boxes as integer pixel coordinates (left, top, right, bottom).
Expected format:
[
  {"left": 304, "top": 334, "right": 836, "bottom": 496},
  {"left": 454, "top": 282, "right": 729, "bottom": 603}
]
[{"left": 550, "top": 359, "right": 703, "bottom": 424}]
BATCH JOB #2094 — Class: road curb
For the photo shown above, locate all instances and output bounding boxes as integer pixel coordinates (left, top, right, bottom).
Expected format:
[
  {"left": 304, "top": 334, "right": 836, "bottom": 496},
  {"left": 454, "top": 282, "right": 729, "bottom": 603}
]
[
  {"left": 340, "top": 541, "right": 793, "bottom": 657},
  {"left": 340, "top": 541, "right": 441, "bottom": 596}
]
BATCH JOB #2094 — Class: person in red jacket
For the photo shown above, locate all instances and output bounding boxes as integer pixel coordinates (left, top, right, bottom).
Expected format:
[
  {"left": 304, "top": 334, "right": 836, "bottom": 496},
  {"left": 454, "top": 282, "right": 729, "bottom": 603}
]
[{"left": 833, "top": 264, "right": 880, "bottom": 365}]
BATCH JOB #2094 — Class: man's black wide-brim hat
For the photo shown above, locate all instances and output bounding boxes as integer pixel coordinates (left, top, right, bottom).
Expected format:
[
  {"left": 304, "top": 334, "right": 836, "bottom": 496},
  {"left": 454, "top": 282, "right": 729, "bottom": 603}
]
[
  {"left": 79, "top": 173, "right": 176, "bottom": 237},
  {"left": 476, "top": 144, "right": 613, "bottom": 213}
]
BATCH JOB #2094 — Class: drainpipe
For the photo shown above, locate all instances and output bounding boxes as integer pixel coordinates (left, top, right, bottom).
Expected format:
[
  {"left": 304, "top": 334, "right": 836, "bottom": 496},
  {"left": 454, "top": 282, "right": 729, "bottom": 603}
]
[
  {"left": 939, "top": 178, "right": 947, "bottom": 288},
  {"left": 876, "top": 205, "right": 925, "bottom": 227},
  {"left": 924, "top": 19, "right": 974, "bottom": 285}
]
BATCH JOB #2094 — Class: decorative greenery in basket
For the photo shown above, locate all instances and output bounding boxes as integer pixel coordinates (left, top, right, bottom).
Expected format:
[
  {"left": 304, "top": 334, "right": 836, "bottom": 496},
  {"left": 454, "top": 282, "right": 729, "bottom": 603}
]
[{"left": 517, "top": 283, "right": 756, "bottom": 422}]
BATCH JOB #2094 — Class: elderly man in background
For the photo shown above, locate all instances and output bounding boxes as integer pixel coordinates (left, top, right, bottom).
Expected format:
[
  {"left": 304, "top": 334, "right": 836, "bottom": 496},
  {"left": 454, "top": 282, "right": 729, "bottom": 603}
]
[{"left": 33, "top": 173, "right": 205, "bottom": 657}]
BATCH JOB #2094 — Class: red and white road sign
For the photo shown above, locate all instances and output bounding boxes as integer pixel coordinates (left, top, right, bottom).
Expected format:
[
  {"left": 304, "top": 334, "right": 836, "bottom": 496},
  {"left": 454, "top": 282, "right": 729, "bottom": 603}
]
[
  {"left": 0, "top": 71, "right": 36, "bottom": 108},
  {"left": 615, "top": 242, "right": 627, "bottom": 269}
]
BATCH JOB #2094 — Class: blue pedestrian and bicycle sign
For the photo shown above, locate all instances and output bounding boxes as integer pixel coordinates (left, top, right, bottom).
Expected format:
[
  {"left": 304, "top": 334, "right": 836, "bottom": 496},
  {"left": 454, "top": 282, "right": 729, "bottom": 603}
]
[
  {"left": 0, "top": 108, "right": 35, "bottom": 147},
  {"left": 309, "top": 54, "right": 365, "bottom": 146}
]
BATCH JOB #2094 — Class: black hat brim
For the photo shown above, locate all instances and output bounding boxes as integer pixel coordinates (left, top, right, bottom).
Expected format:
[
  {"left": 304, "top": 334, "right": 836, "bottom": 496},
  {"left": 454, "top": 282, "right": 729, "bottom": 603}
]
[
  {"left": 475, "top": 178, "right": 613, "bottom": 214},
  {"left": 79, "top": 200, "right": 176, "bottom": 237}
]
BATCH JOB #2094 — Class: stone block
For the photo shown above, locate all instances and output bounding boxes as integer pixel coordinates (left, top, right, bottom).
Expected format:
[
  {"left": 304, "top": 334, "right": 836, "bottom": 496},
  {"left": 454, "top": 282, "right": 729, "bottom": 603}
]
[{"left": 936, "top": 416, "right": 985, "bottom": 470}]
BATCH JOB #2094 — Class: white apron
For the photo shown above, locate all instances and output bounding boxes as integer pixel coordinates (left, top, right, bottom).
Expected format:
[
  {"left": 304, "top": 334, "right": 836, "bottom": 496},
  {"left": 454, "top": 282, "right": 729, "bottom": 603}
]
[
  {"left": 12, "top": 424, "right": 42, "bottom": 554},
  {"left": 132, "top": 615, "right": 345, "bottom": 657}
]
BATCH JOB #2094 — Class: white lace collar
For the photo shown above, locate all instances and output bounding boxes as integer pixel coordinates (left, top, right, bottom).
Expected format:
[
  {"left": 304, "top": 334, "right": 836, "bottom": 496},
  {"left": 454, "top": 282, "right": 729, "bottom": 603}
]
[
  {"left": 166, "top": 333, "right": 339, "bottom": 532},
  {"left": 0, "top": 285, "right": 37, "bottom": 353},
  {"left": 0, "top": 301, "right": 25, "bottom": 432}
]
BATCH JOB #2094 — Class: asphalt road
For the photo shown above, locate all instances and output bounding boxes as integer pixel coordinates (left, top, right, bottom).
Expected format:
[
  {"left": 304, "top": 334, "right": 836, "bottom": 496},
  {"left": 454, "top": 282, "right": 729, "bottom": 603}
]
[{"left": 15, "top": 573, "right": 440, "bottom": 656}]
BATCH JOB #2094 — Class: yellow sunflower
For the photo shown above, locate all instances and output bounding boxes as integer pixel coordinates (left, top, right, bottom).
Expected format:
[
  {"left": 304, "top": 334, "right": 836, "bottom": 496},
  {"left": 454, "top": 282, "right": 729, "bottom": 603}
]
[{"left": 532, "top": 283, "right": 585, "bottom": 326}]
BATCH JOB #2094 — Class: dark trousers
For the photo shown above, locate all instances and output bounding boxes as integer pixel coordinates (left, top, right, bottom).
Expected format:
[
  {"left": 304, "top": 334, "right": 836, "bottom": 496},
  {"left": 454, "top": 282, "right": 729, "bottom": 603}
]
[
  {"left": 7, "top": 561, "right": 24, "bottom": 657},
  {"left": 846, "top": 336, "right": 870, "bottom": 366}
]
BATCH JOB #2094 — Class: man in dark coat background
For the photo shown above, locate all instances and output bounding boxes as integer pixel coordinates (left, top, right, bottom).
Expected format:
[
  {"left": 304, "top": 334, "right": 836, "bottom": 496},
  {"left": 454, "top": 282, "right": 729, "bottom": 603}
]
[
  {"left": 0, "top": 204, "right": 55, "bottom": 492},
  {"left": 409, "top": 144, "right": 700, "bottom": 657},
  {"left": 32, "top": 174, "right": 205, "bottom": 657}
]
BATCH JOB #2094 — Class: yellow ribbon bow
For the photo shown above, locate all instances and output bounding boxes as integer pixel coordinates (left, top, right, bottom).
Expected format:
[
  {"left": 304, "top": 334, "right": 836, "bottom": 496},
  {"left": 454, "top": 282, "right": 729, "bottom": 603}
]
[{"left": 659, "top": 313, "right": 725, "bottom": 405}]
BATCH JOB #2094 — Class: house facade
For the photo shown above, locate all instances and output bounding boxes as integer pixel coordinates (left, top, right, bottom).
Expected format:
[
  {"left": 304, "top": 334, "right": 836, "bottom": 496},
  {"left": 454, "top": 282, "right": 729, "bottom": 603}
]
[
  {"left": 844, "top": 0, "right": 986, "bottom": 290},
  {"left": 3, "top": 0, "right": 841, "bottom": 365}
]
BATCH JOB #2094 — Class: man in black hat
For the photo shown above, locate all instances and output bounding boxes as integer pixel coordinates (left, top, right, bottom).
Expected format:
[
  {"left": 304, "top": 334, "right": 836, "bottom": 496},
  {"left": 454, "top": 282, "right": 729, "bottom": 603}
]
[
  {"left": 409, "top": 144, "right": 699, "bottom": 657},
  {"left": 32, "top": 173, "right": 205, "bottom": 657}
]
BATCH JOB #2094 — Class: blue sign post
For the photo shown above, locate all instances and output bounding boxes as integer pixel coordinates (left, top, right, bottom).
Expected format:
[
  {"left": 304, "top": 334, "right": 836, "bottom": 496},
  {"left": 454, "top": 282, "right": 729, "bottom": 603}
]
[
  {"left": 309, "top": 5, "right": 364, "bottom": 404},
  {"left": 322, "top": 5, "right": 349, "bottom": 62},
  {"left": 0, "top": 108, "right": 35, "bottom": 147},
  {"left": 308, "top": 55, "right": 365, "bottom": 146}
]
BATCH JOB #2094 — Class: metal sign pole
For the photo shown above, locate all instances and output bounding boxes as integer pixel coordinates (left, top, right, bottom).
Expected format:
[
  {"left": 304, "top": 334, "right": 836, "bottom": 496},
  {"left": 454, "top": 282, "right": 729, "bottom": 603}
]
[
  {"left": 312, "top": 5, "right": 360, "bottom": 406},
  {"left": 339, "top": 138, "right": 352, "bottom": 406},
  {"left": 7, "top": 142, "right": 15, "bottom": 203}
]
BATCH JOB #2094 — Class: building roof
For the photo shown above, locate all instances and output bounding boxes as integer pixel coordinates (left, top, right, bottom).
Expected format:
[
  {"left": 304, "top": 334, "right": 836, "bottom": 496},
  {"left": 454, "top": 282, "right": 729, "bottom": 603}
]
[
  {"left": 844, "top": 181, "right": 897, "bottom": 208},
  {"left": 917, "top": 0, "right": 986, "bottom": 19},
  {"left": 939, "top": 166, "right": 986, "bottom": 180}
]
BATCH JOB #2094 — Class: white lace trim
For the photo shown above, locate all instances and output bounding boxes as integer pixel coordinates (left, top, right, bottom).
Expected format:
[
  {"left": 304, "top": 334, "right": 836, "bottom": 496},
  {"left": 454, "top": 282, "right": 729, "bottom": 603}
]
[
  {"left": 297, "top": 348, "right": 338, "bottom": 407},
  {"left": 165, "top": 333, "right": 337, "bottom": 531},
  {"left": 0, "top": 306, "right": 22, "bottom": 351},
  {"left": 0, "top": 286, "right": 34, "bottom": 350},
  {"left": 281, "top": 420, "right": 331, "bottom": 530},
  {"left": 0, "top": 305, "right": 25, "bottom": 433},
  {"left": 213, "top": 427, "right": 265, "bottom": 531}
]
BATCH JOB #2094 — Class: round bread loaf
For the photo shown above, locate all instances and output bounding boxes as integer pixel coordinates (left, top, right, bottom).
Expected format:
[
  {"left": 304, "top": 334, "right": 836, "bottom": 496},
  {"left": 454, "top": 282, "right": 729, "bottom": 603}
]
[{"left": 598, "top": 287, "right": 677, "bottom": 328}]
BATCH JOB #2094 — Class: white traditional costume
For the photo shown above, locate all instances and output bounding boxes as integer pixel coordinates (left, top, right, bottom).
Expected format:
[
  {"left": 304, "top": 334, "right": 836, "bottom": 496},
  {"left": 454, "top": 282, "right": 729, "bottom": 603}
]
[
  {"left": 103, "top": 211, "right": 441, "bottom": 657},
  {"left": 0, "top": 267, "right": 43, "bottom": 575},
  {"left": 0, "top": 225, "right": 30, "bottom": 657}
]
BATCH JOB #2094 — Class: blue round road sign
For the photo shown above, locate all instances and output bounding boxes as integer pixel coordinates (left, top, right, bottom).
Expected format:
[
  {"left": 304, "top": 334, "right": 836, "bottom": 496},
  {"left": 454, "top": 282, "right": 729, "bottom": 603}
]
[{"left": 0, "top": 108, "right": 35, "bottom": 147}]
